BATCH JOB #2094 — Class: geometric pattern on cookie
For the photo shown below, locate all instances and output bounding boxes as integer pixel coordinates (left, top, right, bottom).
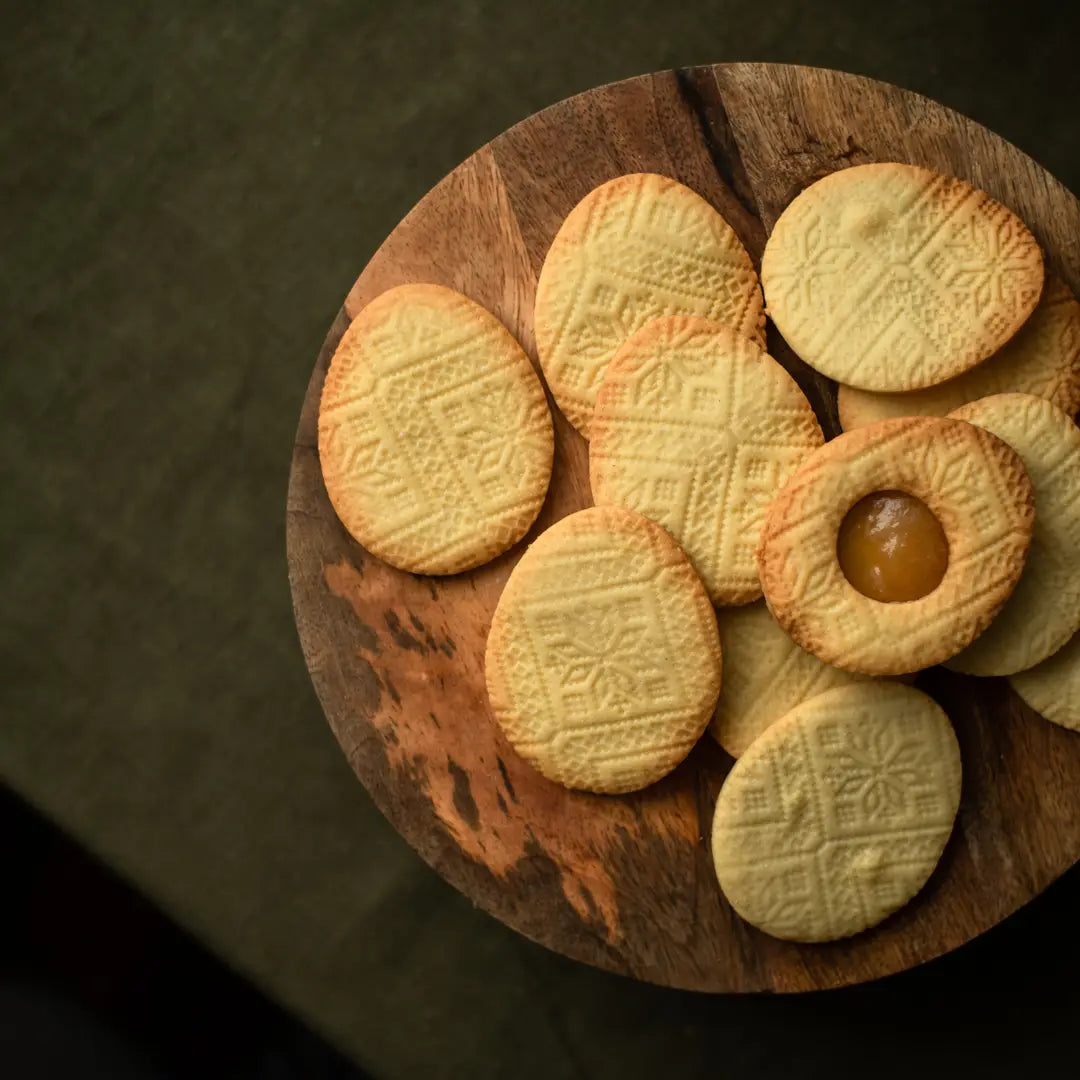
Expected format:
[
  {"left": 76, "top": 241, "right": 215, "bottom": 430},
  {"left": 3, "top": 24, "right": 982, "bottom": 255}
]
[
  {"left": 838, "top": 273, "right": 1080, "bottom": 430},
  {"left": 709, "top": 601, "right": 870, "bottom": 758},
  {"left": 318, "top": 283, "right": 554, "bottom": 575},
  {"left": 945, "top": 394, "right": 1080, "bottom": 676},
  {"left": 757, "top": 417, "right": 1035, "bottom": 675},
  {"left": 484, "top": 506, "right": 722, "bottom": 794},
  {"left": 1010, "top": 632, "right": 1080, "bottom": 732},
  {"left": 590, "top": 316, "right": 824, "bottom": 604},
  {"left": 711, "top": 682, "right": 962, "bottom": 942},
  {"left": 534, "top": 173, "right": 765, "bottom": 438},
  {"left": 762, "top": 163, "right": 1044, "bottom": 392}
]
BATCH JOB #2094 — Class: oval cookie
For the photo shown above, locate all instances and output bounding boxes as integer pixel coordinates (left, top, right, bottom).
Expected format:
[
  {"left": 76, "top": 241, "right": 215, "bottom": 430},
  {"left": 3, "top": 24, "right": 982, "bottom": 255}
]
[
  {"left": 1010, "top": 633, "right": 1080, "bottom": 732},
  {"left": 758, "top": 416, "right": 1035, "bottom": 675},
  {"left": 590, "top": 316, "right": 824, "bottom": 604},
  {"left": 485, "top": 506, "right": 722, "bottom": 794},
  {"left": 711, "top": 682, "right": 961, "bottom": 942},
  {"left": 709, "top": 601, "right": 870, "bottom": 758},
  {"left": 946, "top": 394, "right": 1080, "bottom": 676},
  {"left": 534, "top": 173, "right": 765, "bottom": 438},
  {"left": 318, "top": 284, "right": 553, "bottom": 575},
  {"left": 761, "top": 163, "right": 1044, "bottom": 392},
  {"left": 838, "top": 273, "right": 1080, "bottom": 430}
]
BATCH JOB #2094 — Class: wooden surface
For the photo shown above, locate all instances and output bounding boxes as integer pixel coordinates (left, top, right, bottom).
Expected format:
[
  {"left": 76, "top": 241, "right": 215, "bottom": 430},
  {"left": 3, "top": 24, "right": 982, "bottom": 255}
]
[{"left": 286, "top": 63, "right": 1080, "bottom": 992}]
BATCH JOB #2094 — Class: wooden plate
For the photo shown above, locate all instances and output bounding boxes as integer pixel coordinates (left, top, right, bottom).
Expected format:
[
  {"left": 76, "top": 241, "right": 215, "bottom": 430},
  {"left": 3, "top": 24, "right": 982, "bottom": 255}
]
[{"left": 286, "top": 63, "right": 1080, "bottom": 992}]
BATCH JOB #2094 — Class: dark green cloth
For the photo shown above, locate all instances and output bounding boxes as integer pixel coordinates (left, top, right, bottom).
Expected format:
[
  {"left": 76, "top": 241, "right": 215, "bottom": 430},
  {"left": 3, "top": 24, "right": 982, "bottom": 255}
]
[{"left": 4, "top": 2, "right": 1080, "bottom": 1076}]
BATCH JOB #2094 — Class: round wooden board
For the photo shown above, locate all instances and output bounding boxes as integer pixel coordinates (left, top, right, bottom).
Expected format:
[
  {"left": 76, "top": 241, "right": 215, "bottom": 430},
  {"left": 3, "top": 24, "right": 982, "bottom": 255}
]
[{"left": 287, "top": 63, "right": 1080, "bottom": 992}]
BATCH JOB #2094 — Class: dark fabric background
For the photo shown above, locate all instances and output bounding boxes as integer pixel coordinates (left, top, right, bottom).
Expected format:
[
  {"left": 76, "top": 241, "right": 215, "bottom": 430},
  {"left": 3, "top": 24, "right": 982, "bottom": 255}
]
[{"left": 4, "top": 2, "right": 1080, "bottom": 1076}]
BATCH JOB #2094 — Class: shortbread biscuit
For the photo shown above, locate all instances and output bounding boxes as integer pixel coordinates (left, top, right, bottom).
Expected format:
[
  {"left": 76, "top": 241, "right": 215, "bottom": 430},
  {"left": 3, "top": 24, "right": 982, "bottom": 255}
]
[
  {"left": 485, "top": 506, "right": 722, "bottom": 794},
  {"left": 838, "top": 274, "right": 1080, "bottom": 430},
  {"left": 709, "top": 601, "right": 869, "bottom": 757},
  {"left": 946, "top": 394, "right": 1080, "bottom": 676},
  {"left": 711, "top": 682, "right": 961, "bottom": 942},
  {"left": 590, "top": 316, "right": 824, "bottom": 604},
  {"left": 762, "top": 163, "right": 1044, "bottom": 392},
  {"left": 534, "top": 173, "right": 765, "bottom": 438},
  {"left": 758, "top": 417, "right": 1035, "bottom": 675},
  {"left": 1010, "top": 633, "right": 1080, "bottom": 732},
  {"left": 319, "top": 284, "right": 553, "bottom": 575}
]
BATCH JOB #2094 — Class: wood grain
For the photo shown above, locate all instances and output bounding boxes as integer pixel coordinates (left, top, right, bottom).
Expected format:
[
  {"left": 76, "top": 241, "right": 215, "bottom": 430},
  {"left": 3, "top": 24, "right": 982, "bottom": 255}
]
[{"left": 287, "top": 63, "right": 1080, "bottom": 991}]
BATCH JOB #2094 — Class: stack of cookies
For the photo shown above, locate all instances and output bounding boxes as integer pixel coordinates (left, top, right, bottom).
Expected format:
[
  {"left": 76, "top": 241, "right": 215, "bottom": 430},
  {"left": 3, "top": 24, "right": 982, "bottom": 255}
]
[{"left": 319, "top": 163, "right": 1080, "bottom": 945}]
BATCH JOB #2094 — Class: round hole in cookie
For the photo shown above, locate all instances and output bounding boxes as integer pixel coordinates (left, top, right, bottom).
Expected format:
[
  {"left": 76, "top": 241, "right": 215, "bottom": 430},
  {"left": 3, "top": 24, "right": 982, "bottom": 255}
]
[{"left": 837, "top": 490, "right": 949, "bottom": 603}]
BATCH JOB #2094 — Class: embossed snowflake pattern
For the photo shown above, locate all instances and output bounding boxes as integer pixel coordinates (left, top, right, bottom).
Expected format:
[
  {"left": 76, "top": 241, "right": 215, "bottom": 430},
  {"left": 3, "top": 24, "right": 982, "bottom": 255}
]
[
  {"left": 769, "top": 213, "right": 858, "bottom": 316},
  {"left": 569, "top": 286, "right": 664, "bottom": 373},
  {"left": 945, "top": 217, "right": 1041, "bottom": 315},
  {"left": 441, "top": 381, "right": 530, "bottom": 477},
  {"left": 535, "top": 599, "right": 666, "bottom": 714},
  {"left": 826, "top": 723, "right": 926, "bottom": 821},
  {"left": 632, "top": 351, "right": 719, "bottom": 408}
]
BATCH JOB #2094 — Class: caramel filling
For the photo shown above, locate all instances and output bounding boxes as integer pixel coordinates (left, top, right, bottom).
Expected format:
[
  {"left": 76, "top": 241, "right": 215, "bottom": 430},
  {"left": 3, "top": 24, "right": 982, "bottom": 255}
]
[{"left": 837, "top": 491, "right": 949, "bottom": 603}]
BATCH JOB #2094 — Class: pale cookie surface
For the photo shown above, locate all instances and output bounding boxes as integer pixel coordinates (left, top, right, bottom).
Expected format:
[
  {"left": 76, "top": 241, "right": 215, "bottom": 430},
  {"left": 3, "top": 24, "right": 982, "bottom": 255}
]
[
  {"left": 590, "top": 317, "right": 823, "bottom": 604},
  {"left": 711, "top": 682, "right": 961, "bottom": 942},
  {"left": 1010, "top": 632, "right": 1080, "bottom": 732},
  {"left": 838, "top": 274, "right": 1080, "bottom": 430},
  {"left": 318, "top": 284, "right": 553, "bottom": 575},
  {"left": 485, "top": 506, "right": 722, "bottom": 794},
  {"left": 946, "top": 394, "right": 1080, "bottom": 676},
  {"left": 758, "top": 417, "right": 1035, "bottom": 675},
  {"left": 762, "top": 162, "right": 1044, "bottom": 392},
  {"left": 534, "top": 173, "right": 765, "bottom": 438},
  {"left": 709, "top": 601, "right": 869, "bottom": 758}
]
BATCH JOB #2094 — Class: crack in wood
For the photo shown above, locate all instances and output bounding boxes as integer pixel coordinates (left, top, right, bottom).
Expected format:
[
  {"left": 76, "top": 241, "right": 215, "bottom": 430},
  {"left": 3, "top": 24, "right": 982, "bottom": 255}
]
[{"left": 674, "top": 67, "right": 762, "bottom": 224}]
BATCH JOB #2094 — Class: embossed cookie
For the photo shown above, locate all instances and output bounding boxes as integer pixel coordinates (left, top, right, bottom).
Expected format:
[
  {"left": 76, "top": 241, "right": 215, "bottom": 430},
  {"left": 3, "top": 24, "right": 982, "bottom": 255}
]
[
  {"left": 758, "top": 416, "right": 1035, "bottom": 675},
  {"left": 761, "top": 163, "right": 1044, "bottom": 392},
  {"left": 485, "top": 506, "right": 722, "bottom": 794},
  {"left": 709, "top": 601, "right": 870, "bottom": 758},
  {"left": 711, "top": 682, "right": 961, "bottom": 942},
  {"left": 590, "top": 316, "right": 824, "bottom": 604},
  {"left": 534, "top": 173, "right": 765, "bottom": 438},
  {"left": 946, "top": 394, "right": 1080, "bottom": 676},
  {"left": 1010, "top": 632, "right": 1080, "bottom": 732},
  {"left": 838, "top": 274, "right": 1080, "bottom": 430},
  {"left": 319, "top": 284, "right": 553, "bottom": 575}
]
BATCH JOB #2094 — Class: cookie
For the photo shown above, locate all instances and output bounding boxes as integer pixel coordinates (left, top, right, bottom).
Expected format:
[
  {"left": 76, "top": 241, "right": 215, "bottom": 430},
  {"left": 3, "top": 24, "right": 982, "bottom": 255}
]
[
  {"left": 838, "top": 274, "right": 1080, "bottom": 430},
  {"left": 534, "top": 173, "right": 765, "bottom": 438},
  {"left": 945, "top": 394, "right": 1080, "bottom": 676},
  {"left": 711, "top": 682, "right": 961, "bottom": 942},
  {"left": 758, "top": 416, "right": 1035, "bottom": 675},
  {"left": 485, "top": 506, "right": 722, "bottom": 794},
  {"left": 1010, "top": 632, "right": 1080, "bottom": 732},
  {"left": 709, "top": 601, "right": 870, "bottom": 758},
  {"left": 761, "top": 163, "right": 1044, "bottom": 392},
  {"left": 589, "top": 316, "right": 824, "bottom": 604},
  {"left": 318, "top": 284, "right": 553, "bottom": 575}
]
